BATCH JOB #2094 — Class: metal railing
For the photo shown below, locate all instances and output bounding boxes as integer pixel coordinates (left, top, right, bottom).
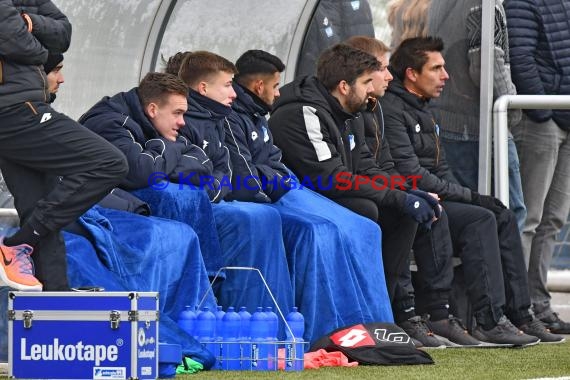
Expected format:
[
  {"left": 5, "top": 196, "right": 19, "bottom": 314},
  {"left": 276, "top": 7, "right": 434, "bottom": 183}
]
[{"left": 492, "top": 95, "right": 570, "bottom": 205}]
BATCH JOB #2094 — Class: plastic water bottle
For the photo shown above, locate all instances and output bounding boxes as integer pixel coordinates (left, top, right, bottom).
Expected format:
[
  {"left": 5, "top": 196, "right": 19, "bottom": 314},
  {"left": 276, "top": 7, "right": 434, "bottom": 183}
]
[
  {"left": 250, "top": 306, "right": 268, "bottom": 370},
  {"left": 265, "top": 306, "right": 278, "bottom": 370},
  {"left": 285, "top": 307, "right": 304, "bottom": 371},
  {"left": 195, "top": 307, "right": 217, "bottom": 366},
  {"left": 213, "top": 305, "right": 225, "bottom": 369},
  {"left": 238, "top": 307, "right": 252, "bottom": 370},
  {"left": 221, "top": 307, "right": 241, "bottom": 370},
  {"left": 177, "top": 305, "right": 196, "bottom": 338}
]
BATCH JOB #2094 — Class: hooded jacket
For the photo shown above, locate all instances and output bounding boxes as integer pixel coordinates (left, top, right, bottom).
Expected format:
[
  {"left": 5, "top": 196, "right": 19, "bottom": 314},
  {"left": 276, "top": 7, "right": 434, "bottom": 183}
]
[
  {"left": 180, "top": 89, "right": 232, "bottom": 203},
  {"left": 0, "top": 0, "right": 71, "bottom": 107},
  {"left": 80, "top": 88, "right": 212, "bottom": 190},
  {"left": 380, "top": 73, "right": 472, "bottom": 202},
  {"left": 268, "top": 76, "right": 408, "bottom": 208},
  {"left": 225, "top": 83, "right": 290, "bottom": 203}
]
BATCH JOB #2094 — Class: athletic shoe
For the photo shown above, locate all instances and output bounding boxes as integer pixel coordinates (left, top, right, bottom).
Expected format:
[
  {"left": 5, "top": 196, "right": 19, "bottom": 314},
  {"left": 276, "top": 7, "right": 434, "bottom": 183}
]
[
  {"left": 537, "top": 312, "right": 570, "bottom": 334},
  {"left": 472, "top": 315, "right": 540, "bottom": 347},
  {"left": 426, "top": 315, "right": 482, "bottom": 347},
  {"left": 519, "top": 318, "right": 565, "bottom": 344},
  {"left": 0, "top": 237, "right": 42, "bottom": 291},
  {"left": 398, "top": 316, "right": 446, "bottom": 349}
]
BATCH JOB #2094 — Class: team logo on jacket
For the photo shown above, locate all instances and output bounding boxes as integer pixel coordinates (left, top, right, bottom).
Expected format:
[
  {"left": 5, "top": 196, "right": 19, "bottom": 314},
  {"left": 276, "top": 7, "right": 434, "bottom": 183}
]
[
  {"left": 40, "top": 113, "right": 52, "bottom": 123},
  {"left": 251, "top": 131, "right": 258, "bottom": 141},
  {"left": 330, "top": 324, "right": 375, "bottom": 347},
  {"left": 262, "top": 126, "right": 269, "bottom": 142}
]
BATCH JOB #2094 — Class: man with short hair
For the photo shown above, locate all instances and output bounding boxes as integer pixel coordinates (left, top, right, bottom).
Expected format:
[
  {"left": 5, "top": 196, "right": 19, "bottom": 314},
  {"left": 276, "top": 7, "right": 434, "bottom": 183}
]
[
  {"left": 380, "top": 36, "right": 562, "bottom": 345},
  {"left": 175, "top": 51, "right": 294, "bottom": 321},
  {"left": 268, "top": 43, "right": 440, "bottom": 325},
  {"left": 0, "top": 0, "right": 128, "bottom": 291}
]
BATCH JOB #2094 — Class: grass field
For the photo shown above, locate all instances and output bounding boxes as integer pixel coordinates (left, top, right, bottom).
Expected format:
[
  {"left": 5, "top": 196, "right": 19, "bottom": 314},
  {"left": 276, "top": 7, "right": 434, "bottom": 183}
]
[
  {"left": 179, "top": 340, "right": 570, "bottom": 380},
  {"left": 1, "top": 340, "right": 568, "bottom": 379}
]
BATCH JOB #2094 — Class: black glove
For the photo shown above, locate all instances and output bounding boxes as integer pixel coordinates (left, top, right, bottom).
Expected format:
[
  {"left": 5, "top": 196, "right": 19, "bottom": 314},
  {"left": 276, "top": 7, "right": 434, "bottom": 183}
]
[
  {"left": 408, "top": 189, "right": 441, "bottom": 218},
  {"left": 402, "top": 193, "right": 435, "bottom": 229},
  {"left": 470, "top": 191, "right": 507, "bottom": 214}
]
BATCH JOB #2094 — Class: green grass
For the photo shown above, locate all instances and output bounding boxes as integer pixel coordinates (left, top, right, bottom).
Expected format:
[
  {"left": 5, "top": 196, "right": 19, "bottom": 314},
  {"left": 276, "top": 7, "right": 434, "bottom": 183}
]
[
  {"left": 181, "top": 341, "right": 570, "bottom": 380},
  {"left": 1, "top": 340, "right": 568, "bottom": 379}
]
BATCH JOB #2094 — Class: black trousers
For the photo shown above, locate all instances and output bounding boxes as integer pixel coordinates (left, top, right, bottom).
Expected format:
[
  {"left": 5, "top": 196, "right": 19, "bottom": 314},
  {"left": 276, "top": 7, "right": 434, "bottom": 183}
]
[
  {"left": 384, "top": 208, "right": 455, "bottom": 323},
  {"left": 335, "top": 197, "right": 417, "bottom": 304},
  {"left": 0, "top": 102, "right": 128, "bottom": 290},
  {"left": 442, "top": 201, "right": 531, "bottom": 327}
]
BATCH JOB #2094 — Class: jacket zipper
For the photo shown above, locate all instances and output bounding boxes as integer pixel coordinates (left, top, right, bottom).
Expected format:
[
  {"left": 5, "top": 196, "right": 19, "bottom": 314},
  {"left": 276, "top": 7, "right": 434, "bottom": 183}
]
[
  {"left": 0, "top": 60, "right": 3, "bottom": 84},
  {"left": 432, "top": 117, "right": 440, "bottom": 166}
]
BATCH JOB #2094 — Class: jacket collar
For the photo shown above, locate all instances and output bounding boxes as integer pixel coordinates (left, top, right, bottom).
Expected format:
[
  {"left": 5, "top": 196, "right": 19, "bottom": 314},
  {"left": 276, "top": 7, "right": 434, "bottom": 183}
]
[
  {"left": 232, "top": 83, "right": 270, "bottom": 116},
  {"left": 188, "top": 88, "right": 232, "bottom": 118},
  {"left": 387, "top": 69, "right": 431, "bottom": 111},
  {"left": 315, "top": 79, "right": 357, "bottom": 124}
]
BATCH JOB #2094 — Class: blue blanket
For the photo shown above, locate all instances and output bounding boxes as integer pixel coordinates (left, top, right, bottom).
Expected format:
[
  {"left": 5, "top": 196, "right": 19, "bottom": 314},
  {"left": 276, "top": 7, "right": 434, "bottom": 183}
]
[
  {"left": 272, "top": 188, "right": 394, "bottom": 344},
  {"left": 64, "top": 207, "right": 217, "bottom": 368},
  {"left": 132, "top": 185, "right": 294, "bottom": 338},
  {"left": 132, "top": 186, "right": 224, "bottom": 277}
]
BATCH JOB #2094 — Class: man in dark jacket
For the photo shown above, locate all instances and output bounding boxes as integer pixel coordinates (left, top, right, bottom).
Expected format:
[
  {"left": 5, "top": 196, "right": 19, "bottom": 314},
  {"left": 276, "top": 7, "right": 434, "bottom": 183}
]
[
  {"left": 0, "top": 0, "right": 128, "bottom": 291},
  {"left": 80, "top": 72, "right": 211, "bottom": 192},
  {"left": 505, "top": 0, "right": 570, "bottom": 334},
  {"left": 268, "top": 44, "right": 441, "bottom": 320},
  {"left": 381, "top": 36, "right": 562, "bottom": 345},
  {"left": 225, "top": 50, "right": 290, "bottom": 203}
]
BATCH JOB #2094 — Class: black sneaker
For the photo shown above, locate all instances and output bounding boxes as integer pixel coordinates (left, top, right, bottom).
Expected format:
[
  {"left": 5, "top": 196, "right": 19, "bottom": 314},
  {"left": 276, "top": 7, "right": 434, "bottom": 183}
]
[
  {"left": 427, "top": 315, "right": 482, "bottom": 347},
  {"left": 472, "top": 316, "right": 540, "bottom": 347},
  {"left": 537, "top": 312, "right": 570, "bottom": 334},
  {"left": 519, "top": 318, "right": 566, "bottom": 344},
  {"left": 398, "top": 316, "right": 446, "bottom": 349}
]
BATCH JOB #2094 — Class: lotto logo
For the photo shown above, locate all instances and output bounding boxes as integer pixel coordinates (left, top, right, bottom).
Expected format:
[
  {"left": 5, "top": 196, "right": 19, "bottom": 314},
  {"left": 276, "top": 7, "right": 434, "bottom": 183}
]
[{"left": 330, "top": 324, "right": 375, "bottom": 347}]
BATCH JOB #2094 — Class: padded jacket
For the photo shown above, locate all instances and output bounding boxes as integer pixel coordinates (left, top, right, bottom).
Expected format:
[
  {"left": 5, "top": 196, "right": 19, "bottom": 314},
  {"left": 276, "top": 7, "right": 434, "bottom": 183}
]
[
  {"left": 225, "top": 83, "right": 290, "bottom": 203},
  {"left": 80, "top": 88, "right": 212, "bottom": 190},
  {"left": 505, "top": 0, "right": 570, "bottom": 130},
  {"left": 180, "top": 89, "right": 233, "bottom": 203},
  {"left": 380, "top": 74, "right": 472, "bottom": 202},
  {"left": 0, "top": 0, "right": 71, "bottom": 107}
]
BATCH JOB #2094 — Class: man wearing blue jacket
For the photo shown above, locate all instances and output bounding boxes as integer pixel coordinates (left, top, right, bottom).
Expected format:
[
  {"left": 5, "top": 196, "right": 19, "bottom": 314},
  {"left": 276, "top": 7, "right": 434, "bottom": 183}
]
[{"left": 0, "top": 0, "right": 127, "bottom": 291}]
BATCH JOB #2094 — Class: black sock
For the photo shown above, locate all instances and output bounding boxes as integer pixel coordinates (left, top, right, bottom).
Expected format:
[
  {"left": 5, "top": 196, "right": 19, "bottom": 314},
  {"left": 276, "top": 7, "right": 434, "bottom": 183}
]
[{"left": 4, "top": 224, "right": 42, "bottom": 248}]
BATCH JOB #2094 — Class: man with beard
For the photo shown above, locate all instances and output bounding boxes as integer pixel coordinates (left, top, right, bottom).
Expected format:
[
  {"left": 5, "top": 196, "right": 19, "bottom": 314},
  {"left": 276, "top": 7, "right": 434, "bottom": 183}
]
[{"left": 268, "top": 43, "right": 440, "bottom": 321}]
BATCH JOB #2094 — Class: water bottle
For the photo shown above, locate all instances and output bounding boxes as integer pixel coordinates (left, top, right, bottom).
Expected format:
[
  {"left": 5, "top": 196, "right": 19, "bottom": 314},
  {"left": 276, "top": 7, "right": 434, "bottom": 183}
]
[
  {"left": 265, "top": 306, "right": 278, "bottom": 370},
  {"left": 250, "top": 306, "right": 268, "bottom": 370},
  {"left": 222, "top": 307, "right": 241, "bottom": 370},
  {"left": 213, "top": 305, "right": 225, "bottom": 369},
  {"left": 177, "top": 305, "right": 196, "bottom": 338},
  {"left": 195, "top": 307, "right": 217, "bottom": 366},
  {"left": 238, "top": 306, "right": 252, "bottom": 370},
  {"left": 285, "top": 307, "right": 304, "bottom": 371}
]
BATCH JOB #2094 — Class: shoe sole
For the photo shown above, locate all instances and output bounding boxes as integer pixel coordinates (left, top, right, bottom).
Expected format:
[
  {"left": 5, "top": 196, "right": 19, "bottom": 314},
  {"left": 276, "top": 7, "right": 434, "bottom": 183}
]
[
  {"left": 433, "top": 334, "right": 484, "bottom": 348},
  {"left": 0, "top": 270, "right": 42, "bottom": 291},
  {"left": 536, "top": 337, "right": 566, "bottom": 345}
]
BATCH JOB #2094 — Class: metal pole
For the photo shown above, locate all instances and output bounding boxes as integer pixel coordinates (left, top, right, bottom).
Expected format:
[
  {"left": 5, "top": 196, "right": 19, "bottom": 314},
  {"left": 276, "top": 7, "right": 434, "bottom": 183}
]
[
  {"left": 493, "top": 94, "right": 570, "bottom": 205},
  {"left": 478, "top": 0, "right": 495, "bottom": 195}
]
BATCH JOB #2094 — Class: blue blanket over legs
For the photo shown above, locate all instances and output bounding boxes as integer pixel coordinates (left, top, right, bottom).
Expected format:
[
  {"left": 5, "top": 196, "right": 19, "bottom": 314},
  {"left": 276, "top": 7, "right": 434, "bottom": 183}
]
[
  {"left": 271, "top": 188, "right": 393, "bottom": 344},
  {"left": 132, "top": 184, "right": 224, "bottom": 277},
  {"left": 212, "top": 201, "right": 294, "bottom": 336},
  {"left": 129, "top": 185, "right": 294, "bottom": 338},
  {"left": 64, "top": 207, "right": 216, "bottom": 369}
]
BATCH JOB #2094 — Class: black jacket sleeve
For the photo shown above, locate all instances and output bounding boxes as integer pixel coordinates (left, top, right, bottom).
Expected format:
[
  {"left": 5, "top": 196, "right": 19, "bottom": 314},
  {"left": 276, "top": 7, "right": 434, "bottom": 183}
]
[
  {"left": 0, "top": 0, "right": 47, "bottom": 64},
  {"left": 26, "top": 0, "right": 71, "bottom": 53}
]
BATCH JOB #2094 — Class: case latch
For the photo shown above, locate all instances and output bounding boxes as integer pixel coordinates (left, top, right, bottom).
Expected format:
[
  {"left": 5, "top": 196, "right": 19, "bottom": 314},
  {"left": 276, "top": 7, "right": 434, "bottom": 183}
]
[
  {"left": 109, "top": 310, "right": 121, "bottom": 329},
  {"left": 22, "top": 310, "right": 33, "bottom": 329}
]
